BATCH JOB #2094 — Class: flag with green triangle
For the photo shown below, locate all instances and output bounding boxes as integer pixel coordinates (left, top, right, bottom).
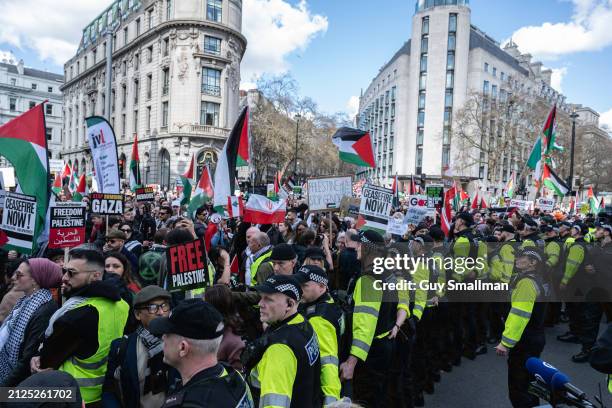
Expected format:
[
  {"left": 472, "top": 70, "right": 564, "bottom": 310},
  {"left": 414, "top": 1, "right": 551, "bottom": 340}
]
[
  {"left": 588, "top": 187, "right": 599, "bottom": 214},
  {"left": 73, "top": 174, "right": 87, "bottom": 202},
  {"left": 52, "top": 172, "right": 62, "bottom": 196},
  {"left": 129, "top": 135, "right": 141, "bottom": 191},
  {"left": 236, "top": 107, "right": 250, "bottom": 167},
  {"left": 542, "top": 163, "right": 569, "bottom": 196},
  {"left": 187, "top": 165, "right": 214, "bottom": 217},
  {"left": 180, "top": 155, "right": 195, "bottom": 206}
]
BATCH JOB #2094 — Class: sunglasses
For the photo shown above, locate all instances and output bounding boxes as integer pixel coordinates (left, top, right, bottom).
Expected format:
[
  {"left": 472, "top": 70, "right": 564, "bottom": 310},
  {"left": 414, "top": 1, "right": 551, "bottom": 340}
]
[
  {"left": 120, "top": 228, "right": 132, "bottom": 233},
  {"left": 62, "top": 267, "right": 97, "bottom": 278}
]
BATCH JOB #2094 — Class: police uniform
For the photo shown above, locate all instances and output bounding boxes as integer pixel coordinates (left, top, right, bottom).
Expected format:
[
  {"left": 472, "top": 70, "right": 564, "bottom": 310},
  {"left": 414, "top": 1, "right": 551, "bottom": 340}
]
[
  {"left": 489, "top": 227, "right": 517, "bottom": 343},
  {"left": 296, "top": 265, "right": 344, "bottom": 405},
  {"left": 500, "top": 249, "right": 548, "bottom": 408},
  {"left": 249, "top": 275, "right": 321, "bottom": 408},
  {"left": 149, "top": 299, "right": 254, "bottom": 408}
]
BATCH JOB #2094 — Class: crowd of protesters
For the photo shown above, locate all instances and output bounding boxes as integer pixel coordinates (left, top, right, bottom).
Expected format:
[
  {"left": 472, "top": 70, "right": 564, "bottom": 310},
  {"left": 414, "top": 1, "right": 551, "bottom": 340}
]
[{"left": 0, "top": 189, "right": 611, "bottom": 408}]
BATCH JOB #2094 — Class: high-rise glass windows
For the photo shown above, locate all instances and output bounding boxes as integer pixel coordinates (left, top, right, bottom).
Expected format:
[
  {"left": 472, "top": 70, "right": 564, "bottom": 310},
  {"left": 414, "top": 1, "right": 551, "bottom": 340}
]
[
  {"left": 446, "top": 52, "right": 455, "bottom": 69},
  {"left": 419, "top": 73, "right": 427, "bottom": 90},
  {"left": 449, "top": 13, "right": 457, "bottom": 32},
  {"left": 418, "top": 92, "right": 426, "bottom": 109},
  {"left": 448, "top": 33, "right": 456, "bottom": 51},
  {"left": 207, "top": 0, "right": 222, "bottom": 22},
  {"left": 420, "top": 55, "right": 427, "bottom": 72},
  {"left": 422, "top": 16, "right": 429, "bottom": 34}
]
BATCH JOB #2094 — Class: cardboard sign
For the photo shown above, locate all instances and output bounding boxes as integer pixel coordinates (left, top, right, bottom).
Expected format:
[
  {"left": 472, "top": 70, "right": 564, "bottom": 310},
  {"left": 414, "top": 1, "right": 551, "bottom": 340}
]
[
  {"left": 359, "top": 184, "right": 393, "bottom": 232},
  {"left": 509, "top": 199, "right": 534, "bottom": 211},
  {"left": 404, "top": 206, "right": 430, "bottom": 226},
  {"left": 0, "top": 192, "right": 37, "bottom": 253},
  {"left": 425, "top": 184, "right": 444, "bottom": 209},
  {"left": 90, "top": 193, "right": 124, "bottom": 215},
  {"left": 49, "top": 202, "right": 86, "bottom": 249},
  {"left": 166, "top": 238, "right": 209, "bottom": 292},
  {"left": 136, "top": 187, "right": 155, "bottom": 202},
  {"left": 387, "top": 212, "right": 408, "bottom": 236},
  {"left": 407, "top": 195, "right": 428, "bottom": 207},
  {"left": 340, "top": 196, "right": 361, "bottom": 218},
  {"left": 536, "top": 198, "right": 555, "bottom": 212},
  {"left": 307, "top": 177, "right": 353, "bottom": 211}
]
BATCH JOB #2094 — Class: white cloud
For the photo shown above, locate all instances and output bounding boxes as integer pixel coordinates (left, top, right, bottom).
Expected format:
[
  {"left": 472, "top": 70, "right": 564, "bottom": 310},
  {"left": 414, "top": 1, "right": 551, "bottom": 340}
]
[
  {"left": 509, "top": 0, "right": 612, "bottom": 60},
  {"left": 550, "top": 67, "right": 568, "bottom": 92},
  {"left": 241, "top": 0, "right": 328, "bottom": 85},
  {"left": 346, "top": 95, "right": 360, "bottom": 118},
  {"left": 0, "top": 0, "right": 116, "bottom": 66},
  {"left": 600, "top": 108, "right": 612, "bottom": 129},
  {"left": 0, "top": 49, "right": 17, "bottom": 64}
]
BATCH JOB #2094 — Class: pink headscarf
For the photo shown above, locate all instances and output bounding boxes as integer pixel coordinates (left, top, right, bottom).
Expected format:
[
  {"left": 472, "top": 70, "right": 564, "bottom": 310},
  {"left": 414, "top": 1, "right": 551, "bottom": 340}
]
[{"left": 27, "top": 258, "right": 62, "bottom": 289}]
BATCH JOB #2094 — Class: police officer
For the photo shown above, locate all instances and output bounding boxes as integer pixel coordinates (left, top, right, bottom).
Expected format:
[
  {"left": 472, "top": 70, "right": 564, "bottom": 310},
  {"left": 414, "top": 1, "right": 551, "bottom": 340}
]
[
  {"left": 495, "top": 248, "right": 548, "bottom": 408},
  {"left": 339, "top": 230, "right": 399, "bottom": 408},
  {"left": 296, "top": 265, "right": 344, "bottom": 405},
  {"left": 248, "top": 275, "right": 321, "bottom": 407},
  {"left": 518, "top": 215, "right": 544, "bottom": 249},
  {"left": 150, "top": 299, "right": 253, "bottom": 407}
]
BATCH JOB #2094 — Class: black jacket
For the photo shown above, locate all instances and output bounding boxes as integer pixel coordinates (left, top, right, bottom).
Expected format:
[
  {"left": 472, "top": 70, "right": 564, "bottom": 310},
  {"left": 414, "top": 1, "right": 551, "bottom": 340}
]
[
  {"left": 39, "top": 280, "right": 125, "bottom": 369},
  {"left": 0, "top": 300, "right": 58, "bottom": 386},
  {"left": 338, "top": 248, "right": 360, "bottom": 291}
]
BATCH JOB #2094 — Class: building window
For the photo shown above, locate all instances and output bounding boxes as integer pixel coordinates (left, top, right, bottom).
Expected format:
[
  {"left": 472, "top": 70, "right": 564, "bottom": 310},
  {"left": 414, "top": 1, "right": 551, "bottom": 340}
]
[
  {"left": 416, "top": 147, "right": 423, "bottom": 174},
  {"left": 446, "top": 71, "right": 454, "bottom": 89},
  {"left": 9, "top": 98, "right": 16, "bottom": 111},
  {"left": 48, "top": 86, "right": 53, "bottom": 93},
  {"left": 146, "top": 74, "right": 152, "bottom": 99},
  {"left": 204, "top": 36, "right": 222, "bottom": 55},
  {"left": 134, "top": 53, "right": 140, "bottom": 70},
  {"left": 46, "top": 104, "right": 53, "bottom": 115},
  {"left": 46, "top": 128, "right": 52, "bottom": 141},
  {"left": 207, "top": 0, "right": 222, "bottom": 22},
  {"left": 484, "top": 62, "right": 489, "bottom": 72},
  {"left": 448, "top": 33, "right": 456, "bottom": 51},
  {"left": 442, "top": 146, "right": 451, "bottom": 167},
  {"left": 133, "top": 110, "right": 138, "bottom": 134},
  {"left": 136, "top": 18, "right": 141, "bottom": 36},
  {"left": 420, "top": 54, "right": 427, "bottom": 72},
  {"left": 417, "top": 128, "right": 424, "bottom": 145},
  {"left": 162, "top": 68, "right": 170, "bottom": 95},
  {"left": 121, "top": 114, "right": 126, "bottom": 137},
  {"left": 123, "top": 27, "right": 128, "bottom": 45},
  {"left": 147, "top": 8, "right": 154, "bottom": 29},
  {"left": 418, "top": 92, "right": 426, "bottom": 109},
  {"left": 422, "top": 16, "right": 429, "bottom": 34},
  {"left": 159, "top": 149, "right": 170, "bottom": 188},
  {"left": 492, "top": 84, "right": 498, "bottom": 99},
  {"left": 419, "top": 73, "right": 427, "bottom": 90},
  {"left": 146, "top": 106, "right": 152, "bottom": 131},
  {"left": 32, "top": 83, "right": 37, "bottom": 90},
  {"left": 493, "top": 67, "right": 497, "bottom": 77},
  {"left": 449, "top": 13, "right": 457, "bottom": 33},
  {"left": 420, "top": 35, "right": 428, "bottom": 53},
  {"left": 445, "top": 90, "right": 453, "bottom": 107},
  {"left": 166, "top": 0, "right": 172, "bottom": 19},
  {"left": 163, "top": 38, "right": 169, "bottom": 56},
  {"left": 417, "top": 110, "right": 425, "bottom": 127},
  {"left": 134, "top": 79, "right": 140, "bottom": 103},
  {"left": 443, "top": 127, "right": 451, "bottom": 144},
  {"left": 200, "top": 102, "right": 220, "bottom": 126},
  {"left": 202, "top": 68, "right": 221, "bottom": 96},
  {"left": 162, "top": 102, "right": 169, "bottom": 127},
  {"left": 112, "top": 89, "right": 116, "bottom": 112},
  {"left": 501, "top": 72, "right": 505, "bottom": 81},
  {"left": 29, "top": 101, "right": 36, "bottom": 109},
  {"left": 147, "top": 46, "right": 153, "bottom": 63},
  {"left": 121, "top": 85, "right": 127, "bottom": 108},
  {"left": 483, "top": 80, "right": 490, "bottom": 94},
  {"left": 446, "top": 52, "right": 455, "bottom": 69},
  {"left": 391, "top": 86, "right": 396, "bottom": 101}
]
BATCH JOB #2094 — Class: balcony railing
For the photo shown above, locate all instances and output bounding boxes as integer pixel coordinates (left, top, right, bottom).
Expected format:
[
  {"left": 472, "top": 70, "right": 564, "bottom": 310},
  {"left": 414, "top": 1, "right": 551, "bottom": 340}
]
[{"left": 201, "top": 84, "right": 221, "bottom": 97}]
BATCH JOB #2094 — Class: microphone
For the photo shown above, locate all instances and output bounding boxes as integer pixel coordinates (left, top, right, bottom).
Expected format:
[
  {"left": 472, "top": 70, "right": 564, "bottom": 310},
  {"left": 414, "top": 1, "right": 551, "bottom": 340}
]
[
  {"left": 551, "top": 372, "right": 588, "bottom": 400},
  {"left": 526, "top": 357, "right": 558, "bottom": 385}
]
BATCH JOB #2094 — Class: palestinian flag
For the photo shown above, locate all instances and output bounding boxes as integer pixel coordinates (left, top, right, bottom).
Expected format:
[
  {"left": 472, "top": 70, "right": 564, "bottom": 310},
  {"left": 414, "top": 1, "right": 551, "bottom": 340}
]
[
  {"left": 480, "top": 195, "right": 488, "bottom": 209},
  {"left": 0, "top": 103, "right": 49, "bottom": 253},
  {"left": 180, "top": 155, "right": 195, "bottom": 206},
  {"left": 227, "top": 196, "right": 244, "bottom": 218},
  {"left": 236, "top": 107, "right": 250, "bottom": 167},
  {"left": 451, "top": 181, "right": 461, "bottom": 211},
  {"left": 527, "top": 106, "right": 561, "bottom": 180},
  {"left": 129, "top": 135, "right": 142, "bottom": 191},
  {"left": 68, "top": 165, "right": 77, "bottom": 193},
  {"left": 460, "top": 190, "right": 469, "bottom": 206},
  {"left": 73, "top": 174, "right": 88, "bottom": 202},
  {"left": 243, "top": 194, "right": 286, "bottom": 224},
  {"left": 52, "top": 173, "right": 62, "bottom": 196},
  {"left": 505, "top": 172, "right": 515, "bottom": 198},
  {"left": 332, "top": 127, "right": 375, "bottom": 168},
  {"left": 588, "top": 187, "right": 599, "bottom": 214},
  {"left": 187, "top": 165, "right": 214, "bottom": 216},
  {"left": 441, "top": 187, "right": 455, "bottom": 237},
  {"left": 214, "top": 107, "right": 248, "bottom": 209},
  {"left": 542, "top": 164, "right": 569, "bottom": 196},
  {"left": 471, "top": 191, "right": 480, "bottom": 210}
]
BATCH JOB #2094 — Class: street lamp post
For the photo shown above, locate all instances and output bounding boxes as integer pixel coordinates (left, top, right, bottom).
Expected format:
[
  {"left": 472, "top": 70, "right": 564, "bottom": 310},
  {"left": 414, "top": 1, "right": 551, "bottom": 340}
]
[
  {"left": 294, "top": 113, "right": 301, "bottom": 179},
  {"left": 568, "top": 111, "right": 579, "bottom": 193}
]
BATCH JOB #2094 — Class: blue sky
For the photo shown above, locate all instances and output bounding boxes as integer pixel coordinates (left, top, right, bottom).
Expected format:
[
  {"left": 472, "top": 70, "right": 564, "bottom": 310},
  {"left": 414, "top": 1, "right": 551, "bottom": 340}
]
[{"left": 1, "top": 0, "right": 611, "bottom": 127}]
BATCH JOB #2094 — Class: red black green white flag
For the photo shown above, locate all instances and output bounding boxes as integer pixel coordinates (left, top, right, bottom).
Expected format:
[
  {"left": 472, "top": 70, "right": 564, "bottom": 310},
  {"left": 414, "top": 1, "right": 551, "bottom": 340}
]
[
  {"left": 332, "top": 127, "right": 376, "bottom": 168},
  {"left": 129, "top": 135, "right": 142, "bottom": 191}
]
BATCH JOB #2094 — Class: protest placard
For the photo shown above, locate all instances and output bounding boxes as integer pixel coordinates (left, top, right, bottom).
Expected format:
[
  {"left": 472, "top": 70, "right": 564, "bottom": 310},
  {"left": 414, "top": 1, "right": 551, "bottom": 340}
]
[
  {"left": 49, "top": 202, "right": 86, "bottom": 249},
  {"left": 509, "top": 199, "right": 534, "bottom": 211},
  {"left": 407, "top": 195, "right": 428, "bottom": 207},
  {"left": 340, "top": 196, "right": 360, "bottom": 218},
  {"left": 166, "top": 237, "right": 209, "bottom": 292},
  {"left": 359, "top": 184, "right": 393, "bottom": 232},
  {"left": 426, "top": 184, "right": 444, "bottom": 208},
  {"left": 536, "top": 198, "right": 555, "bottom": 211},
  {"left": 0, "top": 192, "right": 37, "bottom": 253},
  {"left": 404, "top": 206, "right": 430, "bottom": 226},
  {"left": 387, "top": 212, "right": 408, "bottom": 236},
  {"left": 90, "top": 193, "right": 124, "bottom": 215},
  {"left": 135, "top": 187, "right": 155, "bottom": 202},
  {"left": 307, "top": 177, "right": 352, "bottom": 211}
]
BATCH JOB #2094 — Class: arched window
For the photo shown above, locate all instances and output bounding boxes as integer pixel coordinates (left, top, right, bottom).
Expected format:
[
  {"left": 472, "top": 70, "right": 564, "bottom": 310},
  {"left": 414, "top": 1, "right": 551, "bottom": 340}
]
[
  {"left": 118, "top": 153, "right": 127, "bottom": 179},
  {"left": 159, "top": 149, "right": 171, "bottom": 189},
  {"left": 196, "top": 149, "right": 217, "bottom": 181}
]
